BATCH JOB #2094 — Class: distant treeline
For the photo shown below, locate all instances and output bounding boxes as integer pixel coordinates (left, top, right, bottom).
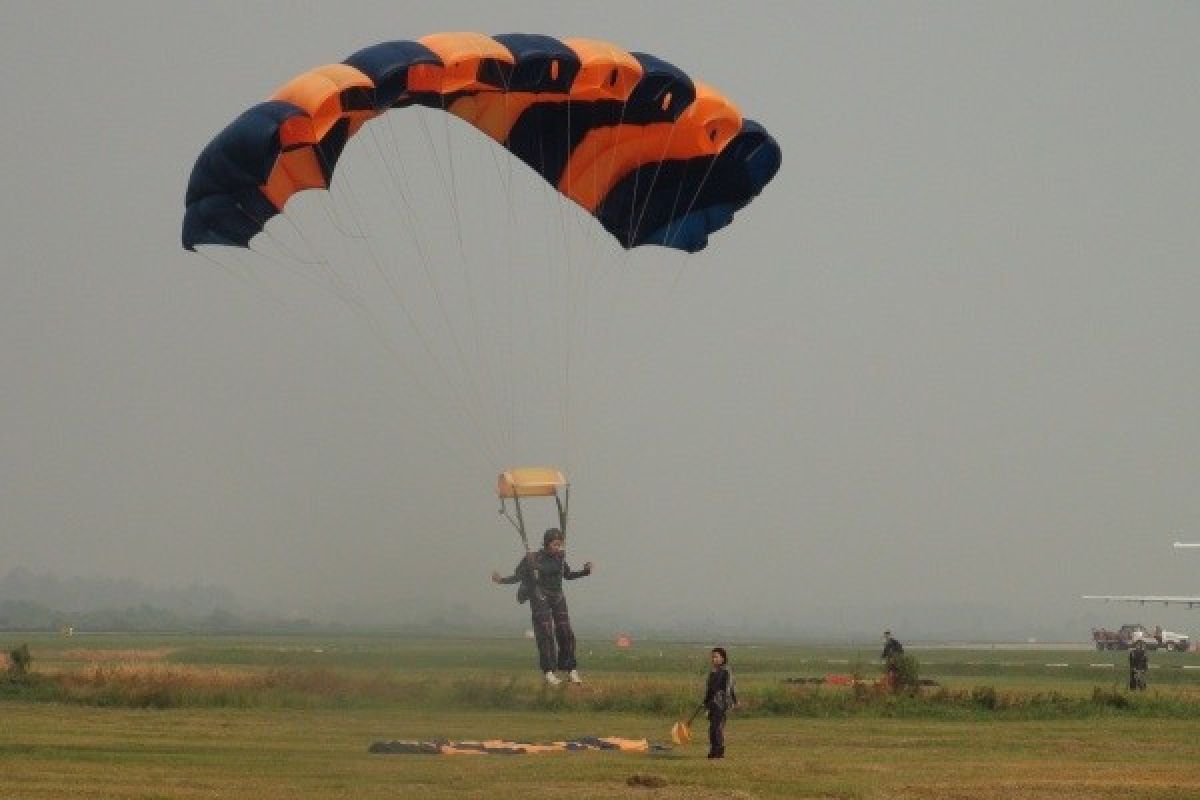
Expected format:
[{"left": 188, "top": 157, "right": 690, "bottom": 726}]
[
  {"left": 0, "top": 597, "right": 330, "bottom": 634},
  {"left": 0, "top": 567, "right": 323, "bottom": 634}
]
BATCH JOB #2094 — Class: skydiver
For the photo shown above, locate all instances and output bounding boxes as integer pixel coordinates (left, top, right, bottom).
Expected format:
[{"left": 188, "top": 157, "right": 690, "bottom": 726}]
[{"left": 491, "top": 528, "right": 593, "bottom": 685}]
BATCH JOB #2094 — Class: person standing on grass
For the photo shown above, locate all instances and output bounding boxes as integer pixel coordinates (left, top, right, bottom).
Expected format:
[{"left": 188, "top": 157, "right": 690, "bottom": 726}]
[
  {"left": 1129, "top": 640, "right": 1149, "bottom": 690},
  {"left": 702, "top": 646, "right": 737, "bottom": 759},
  {"left": 491, "top": 528, "right": 592, "bottom": 686},
  {"left": 880, "top": 630, "right": 904, "bottom": 688}
]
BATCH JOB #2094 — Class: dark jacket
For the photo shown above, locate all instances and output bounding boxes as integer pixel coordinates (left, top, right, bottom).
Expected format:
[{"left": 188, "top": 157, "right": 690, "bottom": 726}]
[
  {"left": 704, "top": 666, "right": 738, "bottom": 712},
  {"left": 881, "top": 637, "right": 904, "bottom": 661},
  {"left": 1129, "top": 648, "right": 1149, "bottom": 671},
  {"left": 496, "top": 550, "right": 591, "bottom": 601}
]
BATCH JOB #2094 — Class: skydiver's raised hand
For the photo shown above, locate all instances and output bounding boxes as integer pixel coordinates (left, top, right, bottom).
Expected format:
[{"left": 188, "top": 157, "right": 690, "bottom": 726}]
[
  {"left": 583, "top": 561, "right": 594, "bottom": 574},
  {"left": 490, "top": 570, "right": 504, "bottom": 584}
]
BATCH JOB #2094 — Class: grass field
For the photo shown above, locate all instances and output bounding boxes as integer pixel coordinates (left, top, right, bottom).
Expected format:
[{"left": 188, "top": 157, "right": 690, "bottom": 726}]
[{"left": 3, "top": 633, "right": 1200, "bottom": 798}]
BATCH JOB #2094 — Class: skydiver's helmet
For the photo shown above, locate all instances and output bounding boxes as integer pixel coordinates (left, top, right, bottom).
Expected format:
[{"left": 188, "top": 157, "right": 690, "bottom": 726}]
[
  {"left": 1134, "top": 640, "right": 1145, "bottom": 649},
  {"left": 543, "top": 528, "right": 564, "bottom": 547}
]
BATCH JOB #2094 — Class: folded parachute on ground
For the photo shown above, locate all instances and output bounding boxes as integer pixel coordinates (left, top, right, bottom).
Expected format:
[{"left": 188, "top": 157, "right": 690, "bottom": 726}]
[{"left": 183, "top": 32, "right": 780, "bottom": 254}]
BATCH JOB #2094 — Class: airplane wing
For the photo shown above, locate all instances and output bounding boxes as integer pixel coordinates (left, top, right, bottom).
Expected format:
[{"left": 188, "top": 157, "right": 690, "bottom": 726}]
[{"left": 1083, "top": 595, "right": 1200, "bottom": 609}]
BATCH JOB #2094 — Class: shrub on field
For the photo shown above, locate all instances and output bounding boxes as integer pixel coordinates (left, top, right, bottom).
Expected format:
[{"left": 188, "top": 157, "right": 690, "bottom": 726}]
[
  {"left": 1090, "top": 686, "right": 1130, "bottom": 709},
  {"left": 971, "top": 685, "right": 998, "bottom": 710},
  {"left": 888, "top": 654, "right": 921, "bottom": 694},
  {"left": 7, "top": 644, "right": 32, "bottom": 679}
]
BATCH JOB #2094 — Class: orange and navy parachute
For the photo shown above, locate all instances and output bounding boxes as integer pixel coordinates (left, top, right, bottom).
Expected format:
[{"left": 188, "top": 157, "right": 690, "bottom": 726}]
[{"left": 183, "top": 33, "right": 780, "bottom": 253}]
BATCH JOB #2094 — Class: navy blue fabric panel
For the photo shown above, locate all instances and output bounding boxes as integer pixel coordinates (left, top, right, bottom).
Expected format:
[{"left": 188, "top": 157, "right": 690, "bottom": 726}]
[
  {"left": 476, "top": 55, "right": 515, "bottom": 90},
  {"left": 184, "top": 101, "right": 304, "bottom": 205},
  {"left": 725, "top": 120, "right": 781, "bottom": 189},
  {"left": 627, "top": 53, "right": 695, "bottom": 121},
  {"left": 342, "top": 40, "right": 441, "bottom": 108},
  {"left": 183, "top": 193, "right": 276, "bottom": 250},
  {"left": 596, "top": 157, "right": 711, "bottom": 250},
  {"left": 182, "top": 101, "right": 307, "bottom": 249},
  {"left": 504, "top": 99, "right": 628, "bottom": 188},
  {"left": 492, "top": 34, "right": 579, "bottom": 92},
  {"left": 596, "top": 118, "right": 781, "bottom": 252},
  {"left": 316, "top": 117, "right": 352, "bottom": 184}
]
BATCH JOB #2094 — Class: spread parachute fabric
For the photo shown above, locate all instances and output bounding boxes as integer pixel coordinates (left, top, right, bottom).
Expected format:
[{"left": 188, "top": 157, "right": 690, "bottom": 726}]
[
  {"left": 368, "top": 736, "right": 662, "bottom": 755},
  {"left": 182, "top": 32, "right": 780, "bottom": 254}
]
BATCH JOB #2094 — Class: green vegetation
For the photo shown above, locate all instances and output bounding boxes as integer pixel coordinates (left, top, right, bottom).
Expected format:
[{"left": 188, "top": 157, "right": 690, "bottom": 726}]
[{"left": 3, "top": 634, "right": 1199, "bottom": 797}]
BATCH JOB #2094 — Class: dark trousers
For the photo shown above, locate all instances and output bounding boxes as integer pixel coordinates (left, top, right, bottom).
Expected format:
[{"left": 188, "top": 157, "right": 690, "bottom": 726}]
[
  {"left": 707, "top": 707, "right": 726, "bottom": 757},
  {"left": 530, "top": 590, "right": 576, "bottom": 672}
]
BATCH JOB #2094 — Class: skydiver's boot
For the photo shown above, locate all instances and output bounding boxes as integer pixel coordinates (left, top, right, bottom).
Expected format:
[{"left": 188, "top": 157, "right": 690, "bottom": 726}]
[
  {"left": 544, "top": 671, "right": 562, "bottom": 686},
  {"left": 568, "top": 669, "right": 583, "bottom": 684}
]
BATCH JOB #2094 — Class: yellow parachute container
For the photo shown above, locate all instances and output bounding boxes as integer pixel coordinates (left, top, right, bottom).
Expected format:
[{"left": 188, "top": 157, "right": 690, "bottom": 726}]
[{"left": 496, "top": 467, "right": 567, "bottom": 498}]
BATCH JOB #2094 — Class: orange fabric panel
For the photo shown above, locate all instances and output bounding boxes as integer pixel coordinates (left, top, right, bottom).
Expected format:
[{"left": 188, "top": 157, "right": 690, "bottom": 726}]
[
  {"left": 277, "top": 115, "right": 317, "bottom": 151},
  {"left": 560, "top": 123, "right": 676, "bottom": 211},
  {"left": 418, "top": 32, "right": 514, "bottom": 94},
  {"left": 562, "top": 38, "right": 642, "bottom": 101},
  {"left": 450, "top": 92, "right": 552, "bottom": 143},
  {"left": 683, "top": 82, "right": 742, "bottom": 153},
  {"left": 260, "top": 148, "right": 327, "bottom": 211},
  {"left": 560, "top": 84, "right": 742, "bottom": 212},
  {"left": 406, "top": 62, "right": 446, "bottom": 94},
  {"left": 270, "top": 64, "right": 379, "bottom": 139}
]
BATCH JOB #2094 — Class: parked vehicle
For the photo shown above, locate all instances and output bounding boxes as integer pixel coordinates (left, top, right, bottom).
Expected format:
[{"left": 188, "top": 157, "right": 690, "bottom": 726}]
[{"left": 1092, "top": 623, "right": 1189, "bottom": 651}]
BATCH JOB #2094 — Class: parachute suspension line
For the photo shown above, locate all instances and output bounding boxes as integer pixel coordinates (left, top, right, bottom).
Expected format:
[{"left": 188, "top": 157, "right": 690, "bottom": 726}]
[
  {"left": 579, "top": 104, "right": 692, "bottom": 421},
  {"left": 323, "top": 154, "right": 509, "bottom": 468},
  {"left": 660, "top": 150, "right": 721, "bottom": 267},
  {"left": 239, "top": 240, "right": 346, "bottom": 306},
  {"left": 599, "top": 154, "right": 723, "bottom": 399},
  {"left": 547, "top": 129, "right": 574, "bottom": 469},
  {"left": 547, "top": 100, "right": 578, "bottom": 472},
  {"left": 231, "top": 253, "right": 491, "bottom": 475},
  {"left": 249, "top": 124, "right": 506, "bottom": 469},
  {"left": 431, "top": 99, "right": 509, "bottom": 461},
  {"left": 329, "top": 294, "right": 502, "bottom": 476},
  {"left": 317, "top": 182, "right": 371, "bottom": 244},
  {"left": 561, "top": 95, "right": 578, "bottom": 473},
  {"left": 626, "top": 116, "right": 683, "bottom": 254},
  {"left": 245, "top": 220, "right": 499, "bottom": 476},
  {"left": 566, "top": 83, "right": 632, "bottom": 449},
  {"left": 251, "top": 217, "right": 366, "bottom": 312},
  {"left": 486, "top": 83, "right": 520, "bottom": 461},
  {"left": 586, "top": 251, "right": 709, "bottom": 433},
  {"left": 378, "top": 111, "right": 509, "bottom": 463},
  {"left": 468, "top": 75, "right": 518, "bottom": 462},
  {"left": 195, "top": 247, "right": 288, "bottom": 310}
]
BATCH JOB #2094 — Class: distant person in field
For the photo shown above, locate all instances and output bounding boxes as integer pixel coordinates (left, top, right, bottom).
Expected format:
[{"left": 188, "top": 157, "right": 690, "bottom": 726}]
[
  {"left": 880, "top": 630, "right": 904, "bottom": 688},
  {"left": 1128, "top": 640, "right": 1149, "bottom": 690},
  {"left": 702, "top": 646, "right": 737, "bottom": 759},
  {"left": 491, "top": 528, "right": 592, "bottom": 685}
]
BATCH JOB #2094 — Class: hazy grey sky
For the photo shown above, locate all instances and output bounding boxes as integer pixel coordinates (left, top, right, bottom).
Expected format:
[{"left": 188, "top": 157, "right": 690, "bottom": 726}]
[{"left": 2, "top": 1, "right": 1199, "bottom": 640}]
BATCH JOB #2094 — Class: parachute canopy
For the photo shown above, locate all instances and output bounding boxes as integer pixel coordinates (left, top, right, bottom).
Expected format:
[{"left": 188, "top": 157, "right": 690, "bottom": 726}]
[{"left": 183, "top": 32, "right": 781, "bottom": 254}]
